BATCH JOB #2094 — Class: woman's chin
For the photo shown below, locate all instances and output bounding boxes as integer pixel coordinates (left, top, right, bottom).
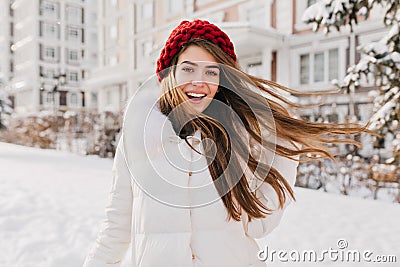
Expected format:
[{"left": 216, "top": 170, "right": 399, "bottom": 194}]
[
  {"left": 187, "top": 105, "right": 206, "bottom": 114},
  {"left": 184, "top": 98, "right": 211, "bottom": 114}
]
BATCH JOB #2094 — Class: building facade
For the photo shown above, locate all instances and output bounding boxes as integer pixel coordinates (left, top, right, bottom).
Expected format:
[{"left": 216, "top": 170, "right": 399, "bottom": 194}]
[
  {"left": 83, "top": 0, "right": 133, "bottom": 113},
  {"left": 85, "top": 0, "right": 388, "bottom": 156},
  {"left": 2, "top": 0, "right": 98, "bottom": 114},
  {"left": 0, "top": 1, "right": 13, "bottom": 88},
  {"left": 0, "top": 0, "right": 391, "bottom": 160}
]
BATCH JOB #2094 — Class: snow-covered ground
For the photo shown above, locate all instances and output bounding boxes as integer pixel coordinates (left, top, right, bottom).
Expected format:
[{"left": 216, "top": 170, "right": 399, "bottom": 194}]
[{"left": 0, "top": 142, "right": 399, "bottom": 267}]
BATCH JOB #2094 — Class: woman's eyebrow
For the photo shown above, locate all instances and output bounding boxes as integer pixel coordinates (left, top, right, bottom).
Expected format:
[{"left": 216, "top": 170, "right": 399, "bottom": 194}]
[
  {"left": 205, "top": 65, "right": 220, "bottom": 69},
  {"left": 180, "top": 61, "right": 219, "bottom": 69},
  {"left": 180, "top": 60, "right": 197, "bottom": 66}
]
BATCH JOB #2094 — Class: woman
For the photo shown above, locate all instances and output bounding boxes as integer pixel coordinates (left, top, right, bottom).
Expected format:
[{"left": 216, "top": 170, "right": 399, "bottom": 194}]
[{"left": 83, "top": 20, "right": 369, "bottom": 267}]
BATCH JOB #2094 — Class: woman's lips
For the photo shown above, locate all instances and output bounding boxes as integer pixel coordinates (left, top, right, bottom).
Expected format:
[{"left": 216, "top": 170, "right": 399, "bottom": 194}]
[{"left": 185, "top": 91, "right": 207, "bottom": 104}]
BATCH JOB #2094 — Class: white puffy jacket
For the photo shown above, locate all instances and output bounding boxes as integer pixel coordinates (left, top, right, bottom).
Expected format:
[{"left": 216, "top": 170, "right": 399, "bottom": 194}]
[{"left": 83, "top": 88, "right": 299, "bottom": 267}]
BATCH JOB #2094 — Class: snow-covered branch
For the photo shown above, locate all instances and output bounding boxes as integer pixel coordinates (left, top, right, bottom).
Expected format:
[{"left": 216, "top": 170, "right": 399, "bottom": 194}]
[
  {"left": 303, "top": 0, "right": 400, "bottom": 163},
  {"left": 302, "top": 0, "right": 400, "bottom": 32}
]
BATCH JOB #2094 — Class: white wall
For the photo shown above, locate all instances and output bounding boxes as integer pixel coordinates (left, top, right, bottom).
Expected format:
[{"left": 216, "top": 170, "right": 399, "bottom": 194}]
[{"left": 276, "top": 0, "right": 293, "bottom": 34}]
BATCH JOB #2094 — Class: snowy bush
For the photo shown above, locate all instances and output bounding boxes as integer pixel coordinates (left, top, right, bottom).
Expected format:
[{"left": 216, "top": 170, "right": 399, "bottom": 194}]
[
  {"left": 1, "top": 111, "right": 121, "bottom": 157},
  {"left": 1, "top": 111, "right": 56, "bottom": 148}
]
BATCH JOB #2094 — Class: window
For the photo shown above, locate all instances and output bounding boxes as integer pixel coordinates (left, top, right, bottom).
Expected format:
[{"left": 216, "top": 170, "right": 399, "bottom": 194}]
[
  {"left": 141, "top": 2, "right": 153, "bottom": 19},
  {"left": 47, "top": 69, "right": 55, "bottom": 78},
  {"left": 40, "top": 22, "right": 59, "bottom": 38},
  {"left": 67, "top": 26, "right": 82, "bottom": 42},
  {"left": 299, "top": 48, "right": 340, "bottom": 85},
  {"left": 67, "top": 49, "right": 79, "bottom": 64},
  {"left": 41, "top": 45, "right": 58, "bottom": 61},
  {"left": 314, "top": 52, "right": 324, "bottom": 82},
  {"left": 40, "top": 0, "right": 59, "bottom": 17},
  {"left": 135, "top": 1, "right": 154, "bottom": 31},
  {"left": 69, "top": 28, "right": 79, "bottom": 38},
  {"left": 46, "top": 92, "right": 54, "bottom": 104},
  {"left": 142, "top": 40, "right": 153, "bottom": 57},
  {"left": 91, "top": 92, "right": 98, "bottom": 105},
  {"left": 329, "top": 49, "right": 339, "bottom": 81},
  {"left": 300, "top": 54, "right": 309, "bottom": 84},
  {"left": 66, "top": 5, "right": 83, "bottom": 23},
  {"left": 40, "top": 66, "right": 56, "bottom": 78},
  {"left": 60, "top": 91, "right": 67, "bottom": 106},
  {"left": 43, "top": 1, "right": 55, "bottom": 12},
  {"left": 70, "top": 93, "right": 78, "bottom": 105},
  {"left": 68, "top": 71, "right": 79, "bottom": 82},
  {"left": 136, "top": 39, "right": 153, "bottom": 64},
  {"left": 110, "top": 25, "right": 117, "bottom": 39},
  {"left": 45, "top": 47, "right": 55, "bottom": 58},
  {"left": 70, "top": 50, "right": 78, "bottom": 61}
]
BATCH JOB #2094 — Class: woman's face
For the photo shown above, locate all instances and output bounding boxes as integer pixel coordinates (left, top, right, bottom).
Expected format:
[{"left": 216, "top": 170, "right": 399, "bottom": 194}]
[{"left": 175, "top": 45, "right": 220, "bottom": 113}]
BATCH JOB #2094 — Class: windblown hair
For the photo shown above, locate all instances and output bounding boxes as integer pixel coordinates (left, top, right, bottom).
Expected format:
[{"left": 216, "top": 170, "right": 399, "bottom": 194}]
[{"left": 158, "top": 38, "right": 371, "bottom": 222}]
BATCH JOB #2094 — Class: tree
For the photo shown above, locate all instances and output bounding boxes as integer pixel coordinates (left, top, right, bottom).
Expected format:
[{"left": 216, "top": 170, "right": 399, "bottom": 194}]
[
  {"left": 0, "top": 81, "right": 13, "bottom": 130},
  {"left": 303, "top": 0, "right": 400, "bottom": 163}
]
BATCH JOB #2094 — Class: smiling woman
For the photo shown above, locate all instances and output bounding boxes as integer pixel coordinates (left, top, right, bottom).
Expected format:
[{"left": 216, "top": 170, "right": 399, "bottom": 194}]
[
  {"left": 83, "top": 19, "right": 373, "bottom": 267},
  {"left": 175, "top": 46, "right": 221, "bottom": 113}
]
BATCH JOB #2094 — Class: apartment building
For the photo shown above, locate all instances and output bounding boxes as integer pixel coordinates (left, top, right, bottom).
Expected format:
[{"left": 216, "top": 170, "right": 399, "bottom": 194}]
[
  {"left": 86, "top": 0, "right": 286, "bottom": 113},
  {"left": 0, "top": 1, "right": 13, "bottom": 90},
  {"left": 83, "top": 0, "right": 133, "bottom": 113},
  {"left": 3, "top": 0, "right": 98, "bottom": 113},
  {"left": 87, "top": 0, "right": 387, "bottom": 154}
]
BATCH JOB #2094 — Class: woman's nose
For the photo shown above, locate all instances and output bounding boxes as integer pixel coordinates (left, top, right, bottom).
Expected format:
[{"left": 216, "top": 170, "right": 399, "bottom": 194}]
[
  {"left": 189, "top": 69, "right": 207, "bottom": 85},
  {"left": 191, "top": 80, "right": 206, "bottom": 86}
]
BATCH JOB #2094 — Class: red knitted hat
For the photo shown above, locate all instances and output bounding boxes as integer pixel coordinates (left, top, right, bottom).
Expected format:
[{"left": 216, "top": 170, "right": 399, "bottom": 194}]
[{"left": 156, "top": 19, "right": 237, "bottom": 81}]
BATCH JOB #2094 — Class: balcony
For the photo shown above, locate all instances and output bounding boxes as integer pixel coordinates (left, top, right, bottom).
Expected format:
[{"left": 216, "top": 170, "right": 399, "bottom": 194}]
[{"left": 220, "top": 22, "right": 285, "bottom": 56}]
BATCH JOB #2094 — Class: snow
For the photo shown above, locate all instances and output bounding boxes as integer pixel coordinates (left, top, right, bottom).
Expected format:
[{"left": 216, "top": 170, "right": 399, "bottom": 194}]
[
  {"left": 358, "top": 6, "right": 368, "bottom": 16},
  {"left": 368, "top": 89, "right": 379, "bottom": 99},
  {"left": 368, "top": 92, "right": 399, "bottom": 130},
  {"left": 387, "top": 23, "right": 399, "bottom": 41},
  {"left": 0, "top": 142, "right": 399, "bottom": 267},
  {"left": 305, "top": 1, "right": 322, "bottom": 21},
  {"left": 364, "top": 42, "right": 388, "bottom": 55},
  {"left": 0, "top": 89, "right": 13, "bottom": 114},
  {"left": 0, "top": 142, "right": 112, "bottom": 267},
  {"left": 302, "top": 0, "right": 354, "bottom": 26},
  {"left": 63, "top": 110, "right": 77, "bottom": 119}
]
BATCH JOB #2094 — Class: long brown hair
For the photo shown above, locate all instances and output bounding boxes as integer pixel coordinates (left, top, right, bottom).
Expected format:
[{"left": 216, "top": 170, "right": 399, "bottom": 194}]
[{"left": 158, "top": 38, "right": 372, "bottom": 222}]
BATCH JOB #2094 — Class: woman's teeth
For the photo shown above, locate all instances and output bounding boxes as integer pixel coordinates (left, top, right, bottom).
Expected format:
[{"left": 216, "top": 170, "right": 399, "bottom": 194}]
[{"left": 186, "top": 92, "right": 206, "bottom": 99}]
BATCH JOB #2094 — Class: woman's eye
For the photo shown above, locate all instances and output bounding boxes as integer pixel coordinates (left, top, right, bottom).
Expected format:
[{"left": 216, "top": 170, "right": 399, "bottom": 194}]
[
  {"left": 182, "top": 67, "right": 194, "bottom": 73},
  {"left": 206, "top": 70, "right": 219, "bottom": 76}
]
